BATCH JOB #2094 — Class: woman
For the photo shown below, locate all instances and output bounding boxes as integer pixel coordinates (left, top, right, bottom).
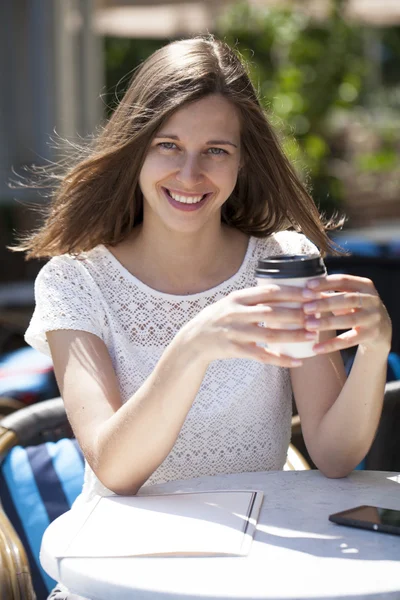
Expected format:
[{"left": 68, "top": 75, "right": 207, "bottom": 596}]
[{"left": 16, "top": 36, "right": 390, "bottom": 600}]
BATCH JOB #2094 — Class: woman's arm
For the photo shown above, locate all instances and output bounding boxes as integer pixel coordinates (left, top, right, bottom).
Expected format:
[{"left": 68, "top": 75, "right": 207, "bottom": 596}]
[
  {"left": 291, "top": 274, "right": 392, "bottom": 478},
  {"left": 47, "top": 284, "right": 316, "bottom": 495},
  {"left": 47, "top": 328, "right": 210, "bottom": 495}
]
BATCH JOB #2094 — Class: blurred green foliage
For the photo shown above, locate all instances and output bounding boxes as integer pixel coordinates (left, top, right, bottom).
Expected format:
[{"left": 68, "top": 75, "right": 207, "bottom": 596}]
[
  {"left": 217, "top": 0, "right": 367, "bottom": 215},
  {"left": 357, "top": 148, "right": 398, "bottom": 173}
]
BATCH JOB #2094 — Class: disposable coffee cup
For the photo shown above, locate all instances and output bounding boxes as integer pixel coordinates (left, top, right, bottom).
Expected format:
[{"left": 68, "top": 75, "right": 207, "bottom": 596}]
[{"left": 255, "top": 254, "right": 326, "bottom": 358}]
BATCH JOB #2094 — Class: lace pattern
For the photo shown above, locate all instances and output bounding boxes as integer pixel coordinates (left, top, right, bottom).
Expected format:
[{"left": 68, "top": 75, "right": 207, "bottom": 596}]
[{"left": 26, "top": 231, "right": 318, "bottom": 502}]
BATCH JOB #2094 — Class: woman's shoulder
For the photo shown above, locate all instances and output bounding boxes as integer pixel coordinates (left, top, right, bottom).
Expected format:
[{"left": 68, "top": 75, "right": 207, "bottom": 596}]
[
  {"left": 35, "top": 247, "right": 104, "bottom": 286},
  {"left": 252, "top": 230, "right": 319, "bottom": 258}
]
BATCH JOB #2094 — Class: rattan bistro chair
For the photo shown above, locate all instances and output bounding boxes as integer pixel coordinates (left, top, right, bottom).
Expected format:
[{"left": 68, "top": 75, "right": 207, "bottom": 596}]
[
  {"left": 0, "top": 398, "right": 310, "bottom": 600},
  {"left": 0, "top": 398, "right": 74, "bottom": 600}
]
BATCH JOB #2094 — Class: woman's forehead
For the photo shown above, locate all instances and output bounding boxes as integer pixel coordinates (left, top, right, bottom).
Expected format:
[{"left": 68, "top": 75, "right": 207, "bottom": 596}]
[{"left": 158, "top": 95, "right": 241, "bottom": 141}]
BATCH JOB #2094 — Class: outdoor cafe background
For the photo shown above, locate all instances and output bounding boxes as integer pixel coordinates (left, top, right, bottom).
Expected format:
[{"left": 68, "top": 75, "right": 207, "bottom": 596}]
[{"left": 1, "top": 0, "right": 400, "bottom": 466}]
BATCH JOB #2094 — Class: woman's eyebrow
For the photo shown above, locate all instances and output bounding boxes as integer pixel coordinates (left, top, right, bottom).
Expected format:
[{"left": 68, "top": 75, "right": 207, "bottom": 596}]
[{"left": 154, "top": 133, "right": 238, "bottom": 148}]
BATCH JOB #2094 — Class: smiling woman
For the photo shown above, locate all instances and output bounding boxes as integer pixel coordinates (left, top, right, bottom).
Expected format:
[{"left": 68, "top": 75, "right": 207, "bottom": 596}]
[
  {"left": 10, "top": 35, "right": 392, "bottom": 600},
  {"left": 137, "top": 94, "right": 242, "bottom": 232}
]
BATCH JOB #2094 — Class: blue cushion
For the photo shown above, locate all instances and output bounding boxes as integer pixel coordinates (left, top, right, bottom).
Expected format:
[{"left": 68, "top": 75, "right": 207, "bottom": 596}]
[
  {"left": 388, "top": 353, "right": 400, "bottom": 381},
  {"left": 0, "top": 438, "right": 85, "bottom": 599}
]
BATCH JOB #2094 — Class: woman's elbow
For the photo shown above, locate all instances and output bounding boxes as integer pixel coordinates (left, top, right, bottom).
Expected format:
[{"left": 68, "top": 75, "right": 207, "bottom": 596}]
[
  {"left": 315, "top": 454, "right": 364, "bottom": 479},
  {"left": 318, "top": 465, "right": 352, "bottom": 479},
  {"left": 96, "top": 465, "right": 145, "bottom": 496},
  {"left": 88, "top": 450, "right": 147, "bottom": 496}
]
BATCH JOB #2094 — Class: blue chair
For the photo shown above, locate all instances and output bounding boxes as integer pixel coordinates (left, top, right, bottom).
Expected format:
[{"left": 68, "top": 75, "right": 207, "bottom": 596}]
[{"left": 0, "top": 398, "right": 84, "bottom": 600}]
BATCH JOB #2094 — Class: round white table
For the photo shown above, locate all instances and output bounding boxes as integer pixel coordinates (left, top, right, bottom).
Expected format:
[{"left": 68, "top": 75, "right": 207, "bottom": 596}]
[{"left": 41, "top": 470, "right": 400, "bottom": 600}]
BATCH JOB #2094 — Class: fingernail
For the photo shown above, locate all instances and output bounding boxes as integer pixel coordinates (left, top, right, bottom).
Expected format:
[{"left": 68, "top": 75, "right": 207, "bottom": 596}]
[
  {"left": 303, "top": 302, "right": 317, "bottom": 314},
  {"left": 307, "top": 279, "right": 320, "bottom": 289},
  {"left": 305, "top": 332, "right": 318, "bottom": 340},
  {"left": 313, "top": 346, "right": 323, "bottom": 354},
  {"left": 302, "top": 289, "right": 316, "bottom": 299},
  {"left": 290, "top": 359, "right": 303, "bottom": 366},
  {"left": 305, "top": 318, "right": 319, "bottom": 328}
]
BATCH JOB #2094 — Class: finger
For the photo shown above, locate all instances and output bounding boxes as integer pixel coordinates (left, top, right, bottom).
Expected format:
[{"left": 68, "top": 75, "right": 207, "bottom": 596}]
[
  {"left": 312, "top": 328, "right": 371, "bottom": 354},
  {"left": 263, "top": 327, "right": 318, "bottom": 343},
  {"left": 245, "top": 305, "right": 306, "bottom": 327},
  {"left": 228, "top": 324, "right": 318, "bottom": 345},
  {"left": 306, "top": 274, "right": 378, "bottom": 295},
  {"left": 303, "top": 292, "right": 379, "bottom": 316},
  {"left": 320, "top": 292, "right": 348, "bottom": 316},
  {"left": 233, "top": 284, "right": 318, "bottom": 306},
  {"left": 254, "top": 326, "right": 318, "bottom": 344},
  {"left": 305, "top": 310, "right": 378, "bottom": 332}
]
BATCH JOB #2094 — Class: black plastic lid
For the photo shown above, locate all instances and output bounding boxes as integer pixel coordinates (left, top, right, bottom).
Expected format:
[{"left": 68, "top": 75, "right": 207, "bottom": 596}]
[{"left": 255, "top": 254, "right": 326, "bottom": 279}]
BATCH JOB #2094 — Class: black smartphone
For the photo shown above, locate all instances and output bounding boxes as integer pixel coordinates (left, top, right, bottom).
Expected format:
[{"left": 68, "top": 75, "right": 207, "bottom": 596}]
[{"left": 329, "top": 505, "right": 400, "bottom": 536}]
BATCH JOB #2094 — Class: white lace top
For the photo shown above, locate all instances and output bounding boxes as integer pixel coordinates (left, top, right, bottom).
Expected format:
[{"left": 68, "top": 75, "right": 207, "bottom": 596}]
[{"left": 25, "top": 230, "right": 317, "bottom": 503}]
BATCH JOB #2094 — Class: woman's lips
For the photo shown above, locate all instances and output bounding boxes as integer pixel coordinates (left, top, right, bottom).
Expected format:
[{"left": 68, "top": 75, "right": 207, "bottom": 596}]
[{"left": 162, "top": 187, "right": 211, "bottom": 212}]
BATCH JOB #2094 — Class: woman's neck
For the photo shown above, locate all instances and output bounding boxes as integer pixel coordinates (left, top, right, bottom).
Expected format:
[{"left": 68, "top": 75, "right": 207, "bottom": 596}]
[{"left": 111, "top": 222, "right": 249, "bottom": 295}]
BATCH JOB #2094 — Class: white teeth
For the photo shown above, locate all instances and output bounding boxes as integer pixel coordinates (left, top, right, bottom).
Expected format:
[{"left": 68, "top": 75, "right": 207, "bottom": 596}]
[{"left": 168, "top": 190, "right": 205, "bottom": 204}]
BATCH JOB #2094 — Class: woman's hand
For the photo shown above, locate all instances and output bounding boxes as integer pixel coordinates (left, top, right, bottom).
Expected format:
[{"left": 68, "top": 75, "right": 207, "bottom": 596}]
[
  {"left": 303, "top": 274, "right": 392, "bottom": 355},
  {"left": 180, "top": 284, "right": 318, "bottom": 368}
]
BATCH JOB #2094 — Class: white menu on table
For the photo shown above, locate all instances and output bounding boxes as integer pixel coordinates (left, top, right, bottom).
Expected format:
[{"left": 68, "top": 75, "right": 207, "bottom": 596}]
[{"left": 55, "top": 490, "right": 263, "bottom": 558}]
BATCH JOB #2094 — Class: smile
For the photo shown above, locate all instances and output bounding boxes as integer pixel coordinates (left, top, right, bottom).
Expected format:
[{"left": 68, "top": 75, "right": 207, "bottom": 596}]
[{"left": 162, "top": 187, "right": 211, "bottom": 211}]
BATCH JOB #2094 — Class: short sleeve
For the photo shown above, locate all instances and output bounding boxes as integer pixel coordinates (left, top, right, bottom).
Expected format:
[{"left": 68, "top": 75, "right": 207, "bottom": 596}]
[{"left": 25, "top": 256, "right": 105, "bottom": 356}]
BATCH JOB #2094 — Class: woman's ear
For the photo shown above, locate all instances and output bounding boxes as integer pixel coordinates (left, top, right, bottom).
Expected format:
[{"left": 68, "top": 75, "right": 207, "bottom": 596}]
[
  {"left": 238, "top": 156, "right": 246, "bottom": 172},
  {"left": 238, "top": 148, "right": 246, "bottom": 172}
]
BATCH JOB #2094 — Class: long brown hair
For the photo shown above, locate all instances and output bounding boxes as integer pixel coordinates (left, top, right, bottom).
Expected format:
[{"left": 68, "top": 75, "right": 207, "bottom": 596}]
[{"left": 12, "top": 35, "right": 342, "bottom": 259}]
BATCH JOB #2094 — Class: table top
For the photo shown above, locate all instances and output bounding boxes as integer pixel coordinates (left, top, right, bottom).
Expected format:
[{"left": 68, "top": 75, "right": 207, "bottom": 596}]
[{"left": 41, "top": 469, "right": 400, "bottom": 600}]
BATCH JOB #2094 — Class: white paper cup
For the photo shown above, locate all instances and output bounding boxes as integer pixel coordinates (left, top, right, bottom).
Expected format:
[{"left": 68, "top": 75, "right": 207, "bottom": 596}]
[{"left": 255, "top": 254, "right": 326, "bottom": 359}]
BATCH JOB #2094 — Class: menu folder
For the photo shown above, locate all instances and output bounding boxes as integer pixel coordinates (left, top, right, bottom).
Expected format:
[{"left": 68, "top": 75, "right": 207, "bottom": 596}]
[{"left": 55, "top": 490, "right": 263, "bottom": 558}]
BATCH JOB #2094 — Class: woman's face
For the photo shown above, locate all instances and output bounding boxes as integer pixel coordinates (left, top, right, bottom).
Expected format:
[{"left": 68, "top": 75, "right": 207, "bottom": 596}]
[{"left": 139, "top": 94, "right": 242, "bottom": 235}]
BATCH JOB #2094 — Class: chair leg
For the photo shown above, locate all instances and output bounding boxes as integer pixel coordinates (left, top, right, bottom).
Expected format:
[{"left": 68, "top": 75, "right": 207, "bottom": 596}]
[
  {"left": 0, "top": 509, "right": 36, "bottom": 599},
  {"left": 0, "top": 539, "right": 14, "bottom": 599},
  {"left": 0, "top": 522, "right": 19, "bottom": 599}
]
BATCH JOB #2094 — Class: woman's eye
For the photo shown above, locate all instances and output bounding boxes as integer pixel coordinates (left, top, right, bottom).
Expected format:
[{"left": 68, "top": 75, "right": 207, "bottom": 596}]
[
  {"left": 207, "top": 147, "right": 227, "bottom": 156},
  {"left": 158, "top": 142, "right": 177, "bottom": 150}
]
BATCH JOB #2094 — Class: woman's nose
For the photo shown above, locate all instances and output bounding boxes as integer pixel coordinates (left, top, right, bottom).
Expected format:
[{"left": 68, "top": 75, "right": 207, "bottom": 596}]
[{"left": 175, "top": 155, "right": 204, "bottom": 187}]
